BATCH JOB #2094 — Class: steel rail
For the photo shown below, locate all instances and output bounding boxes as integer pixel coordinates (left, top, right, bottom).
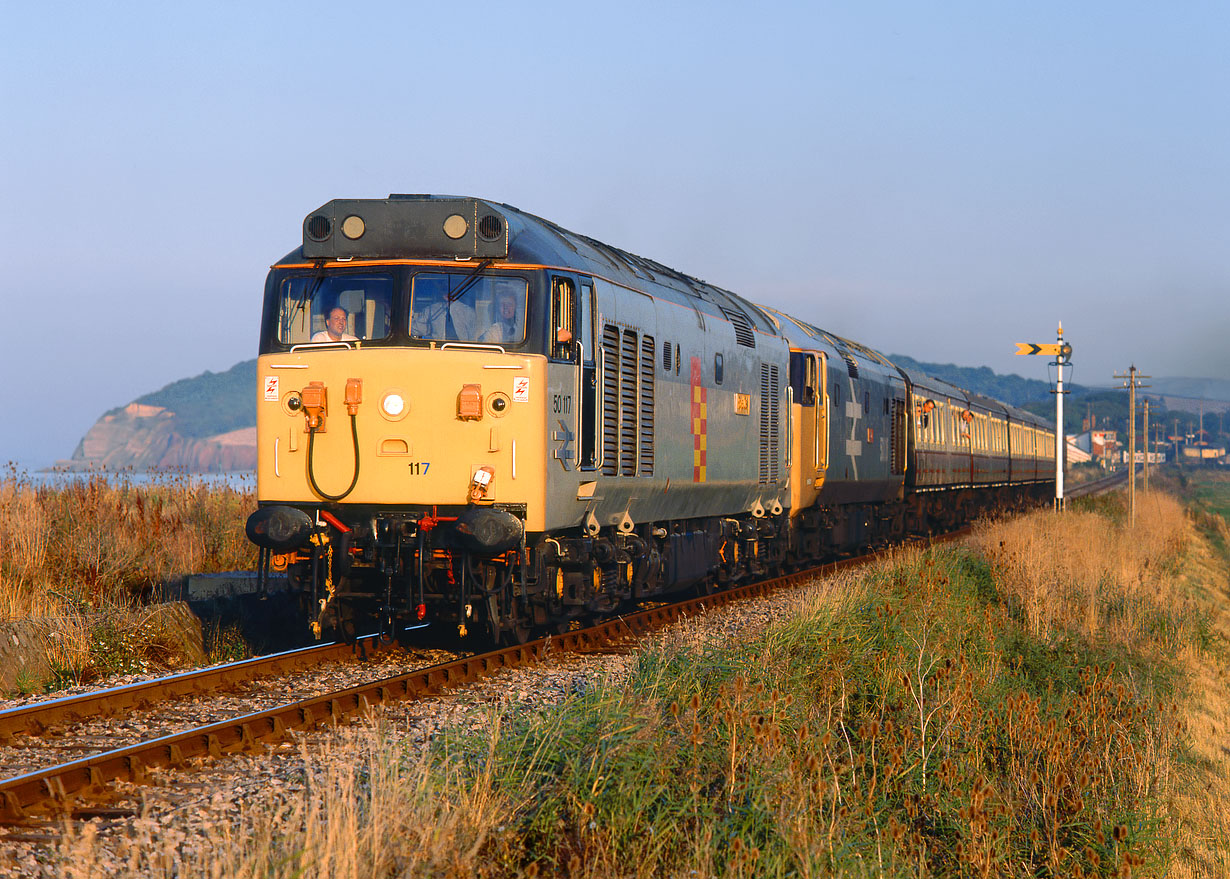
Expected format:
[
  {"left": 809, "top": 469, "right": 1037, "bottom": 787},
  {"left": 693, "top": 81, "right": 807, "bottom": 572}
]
[
  {"left": 0, "top": 634, "right": 391, "bottom": 742},
  {"left": 1066, "top": 469, "right": 1129, "bottom": 499}
]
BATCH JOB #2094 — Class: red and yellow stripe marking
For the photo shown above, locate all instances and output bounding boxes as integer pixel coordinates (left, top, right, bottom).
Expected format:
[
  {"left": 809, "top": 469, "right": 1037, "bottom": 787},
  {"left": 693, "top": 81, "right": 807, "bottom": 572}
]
[{"left": 691, "top": 356, "right": 707, "bottom": 482}]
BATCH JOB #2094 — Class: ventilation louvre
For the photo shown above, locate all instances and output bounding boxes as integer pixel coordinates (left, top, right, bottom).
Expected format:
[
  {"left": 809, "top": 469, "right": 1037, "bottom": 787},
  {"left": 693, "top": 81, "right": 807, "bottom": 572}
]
[
  {"left": 601, "top": 326, "right": 620, "bottom": 475},
  {"left": 619, "top": 330, "right": 638, "bottom": 475},
  {"left": 640, "top": 335, "right": 655, "bottom": 475},
  {"left": 601, "top": 324, "right": 655, "bottom": 477},
  {"left": 720, "top": 306, "right": 756, "bottom": 348},
  {"left": 890, "top": 398, "right": 906, "bottom": 475},
  {"left": 759, "top": 363, "right": 780, "bottom": 483}
]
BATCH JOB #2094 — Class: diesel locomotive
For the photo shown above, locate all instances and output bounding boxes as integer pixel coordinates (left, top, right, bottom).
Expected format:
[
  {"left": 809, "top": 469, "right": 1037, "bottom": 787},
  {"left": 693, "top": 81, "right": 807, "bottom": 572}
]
[{"left": 245, "top": 195, "right": 1055, "bottom": 643}]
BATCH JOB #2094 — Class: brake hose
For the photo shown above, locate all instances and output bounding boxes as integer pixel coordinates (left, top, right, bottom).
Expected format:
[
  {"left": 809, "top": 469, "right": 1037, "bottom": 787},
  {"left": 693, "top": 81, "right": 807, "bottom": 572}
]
[{"left": 306, "top": 412, "right": 361, "bottom": 501}]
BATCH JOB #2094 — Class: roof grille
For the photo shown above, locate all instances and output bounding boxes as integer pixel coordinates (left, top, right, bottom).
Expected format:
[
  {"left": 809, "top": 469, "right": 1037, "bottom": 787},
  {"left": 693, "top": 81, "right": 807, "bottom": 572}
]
[
  {"left": 720, "top": 306, "right": 755, "bottom": 348},
  {"left": 843, "top": 354, "right": 859, "bottom": 378}
]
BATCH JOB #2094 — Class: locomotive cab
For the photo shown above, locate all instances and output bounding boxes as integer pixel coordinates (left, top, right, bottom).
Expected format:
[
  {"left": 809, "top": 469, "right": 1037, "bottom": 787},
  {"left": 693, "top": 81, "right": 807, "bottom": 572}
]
[{"left": 248, "top": 198, "right": 559, "bottom": 642}]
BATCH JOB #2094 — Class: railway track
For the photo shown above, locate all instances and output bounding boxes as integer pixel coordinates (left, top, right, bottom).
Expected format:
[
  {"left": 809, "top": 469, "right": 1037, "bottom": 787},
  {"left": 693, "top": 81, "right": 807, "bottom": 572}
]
[
  {"left": 0, "top": 636, "right": 394, "bottom": 742},
  {"left": 0, "top": 545, "right": 905, "bottom": 824},
  {"left": 0, "top": 477, "right": 1128, "bottom": 825}
]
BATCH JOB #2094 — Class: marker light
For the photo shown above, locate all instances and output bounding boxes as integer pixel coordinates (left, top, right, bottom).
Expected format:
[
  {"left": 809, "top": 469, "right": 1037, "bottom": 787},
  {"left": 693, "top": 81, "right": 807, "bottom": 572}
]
[
  {"left": 380, "top": 391, "right": 407, "bottom": 420},
  {"left": 443, "top": 214, "right": 468, "bottom": 239}
]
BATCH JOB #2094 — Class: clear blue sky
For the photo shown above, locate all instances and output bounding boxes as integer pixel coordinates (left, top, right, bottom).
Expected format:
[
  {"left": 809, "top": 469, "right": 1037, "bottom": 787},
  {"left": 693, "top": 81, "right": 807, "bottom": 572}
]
[{"left": 3, "top": 1, "right": 1228, "bottom": 467}]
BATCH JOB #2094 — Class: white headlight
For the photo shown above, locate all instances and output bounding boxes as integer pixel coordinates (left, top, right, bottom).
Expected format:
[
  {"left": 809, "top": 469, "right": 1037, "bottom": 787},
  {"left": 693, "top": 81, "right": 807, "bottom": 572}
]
[{"left": 382, "top": 393, "right": 406, "bottom": 417}]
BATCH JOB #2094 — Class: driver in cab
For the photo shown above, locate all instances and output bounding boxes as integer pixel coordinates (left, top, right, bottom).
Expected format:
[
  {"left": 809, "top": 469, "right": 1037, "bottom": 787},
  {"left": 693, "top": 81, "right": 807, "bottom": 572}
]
[
  {"left": 480, "top": 289, "right": 521, "bottom": 343},
  {"left": 312, "top": 306, "right": 358, "bottom": 343}
]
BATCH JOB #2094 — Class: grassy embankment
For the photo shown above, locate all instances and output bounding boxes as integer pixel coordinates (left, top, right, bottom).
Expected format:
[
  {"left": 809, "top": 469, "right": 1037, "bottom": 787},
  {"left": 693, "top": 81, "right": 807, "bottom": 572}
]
[
  {"left": 48, "top": 471, "right": 1230, "bottom": 878},
  {"left": 0, "top": 469, "right": 257, "bottom": 687}
]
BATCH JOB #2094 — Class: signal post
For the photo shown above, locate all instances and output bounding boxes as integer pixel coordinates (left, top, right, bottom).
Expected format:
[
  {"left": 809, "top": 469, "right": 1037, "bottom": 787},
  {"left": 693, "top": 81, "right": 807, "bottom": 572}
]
[{"left": 1016, "top": 324, "right": 1072, "bottom": 510}]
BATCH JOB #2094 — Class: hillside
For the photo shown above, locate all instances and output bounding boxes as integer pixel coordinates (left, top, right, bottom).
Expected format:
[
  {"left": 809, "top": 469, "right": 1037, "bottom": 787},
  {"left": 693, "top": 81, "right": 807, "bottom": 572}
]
[
  {"left": 127, "top": 359, "right": 257, "bottom": 439},
  {"left": 61, "top": 361, "right": 257, "bottom": 473},
  {"left": 1148, "top": 376, "right": 1230, "bottom": 402}
]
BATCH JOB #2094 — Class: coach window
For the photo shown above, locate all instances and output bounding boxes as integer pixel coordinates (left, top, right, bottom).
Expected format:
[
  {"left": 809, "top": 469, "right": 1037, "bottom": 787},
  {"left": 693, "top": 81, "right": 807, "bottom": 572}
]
[{"left": 551, "top": 277, "right": 576, "bottom": 360}]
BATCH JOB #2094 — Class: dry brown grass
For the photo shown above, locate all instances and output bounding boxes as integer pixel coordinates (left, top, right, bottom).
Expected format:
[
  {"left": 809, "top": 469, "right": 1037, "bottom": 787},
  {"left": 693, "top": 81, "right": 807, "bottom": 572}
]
[
  {"left": 968, "top": 489, "right": 1198, "bottom": 655},
  {"left": 47, "top": 729, "right": 514, "bottom": 879},
  {"left": 0, "top": 470, "right": 256, "bottom": 621}
]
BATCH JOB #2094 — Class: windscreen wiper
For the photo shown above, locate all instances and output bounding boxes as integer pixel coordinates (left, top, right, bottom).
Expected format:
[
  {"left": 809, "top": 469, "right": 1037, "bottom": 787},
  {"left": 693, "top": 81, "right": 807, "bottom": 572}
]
[
  {"left": 446, "top": 258, "right": 493, "bottom": 303},
  {"left": 289, "top": 261, "right": 328, "bottom": 327}
]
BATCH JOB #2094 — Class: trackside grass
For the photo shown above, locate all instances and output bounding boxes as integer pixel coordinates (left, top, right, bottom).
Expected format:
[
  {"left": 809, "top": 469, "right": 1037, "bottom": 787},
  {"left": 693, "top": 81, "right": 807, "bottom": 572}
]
[
  {"left": 41, "top": 477, "right": 1230, "bottom": 878},
  {"left": 0, "top": 469, "right": 257, "bottom": 617},
  {"left": 0, "top": 469, "right": 257, "bottom": 688}
]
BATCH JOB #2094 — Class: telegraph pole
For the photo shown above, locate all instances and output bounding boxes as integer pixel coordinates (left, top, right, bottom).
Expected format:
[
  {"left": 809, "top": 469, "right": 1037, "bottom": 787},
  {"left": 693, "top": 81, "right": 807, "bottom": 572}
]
[
  {"left": 1114, "top": 366, "right": 1151, "bottom": 527},
  {"left": 1143, "top": 399, "right": 1150, "bottom": 492}
]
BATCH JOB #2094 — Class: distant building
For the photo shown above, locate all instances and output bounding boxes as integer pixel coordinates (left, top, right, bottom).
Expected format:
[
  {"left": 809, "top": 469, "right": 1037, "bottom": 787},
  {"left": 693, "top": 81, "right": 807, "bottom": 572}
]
[
  {"left": 1064, "top": 436, "right": 1092, "bottom": 464},
  {"left": 1070, "top": 430, "right": 1119, "bottom": 464}
]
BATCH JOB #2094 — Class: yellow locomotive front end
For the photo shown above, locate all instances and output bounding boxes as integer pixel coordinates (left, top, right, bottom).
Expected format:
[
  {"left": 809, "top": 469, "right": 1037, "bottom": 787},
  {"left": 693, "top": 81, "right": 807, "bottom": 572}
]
[
  {"left": 245, "top": 196, "right": 559, "bottom": 642},
  {"left": 256, "top": 346, "right": 546, "bottom": 524}
]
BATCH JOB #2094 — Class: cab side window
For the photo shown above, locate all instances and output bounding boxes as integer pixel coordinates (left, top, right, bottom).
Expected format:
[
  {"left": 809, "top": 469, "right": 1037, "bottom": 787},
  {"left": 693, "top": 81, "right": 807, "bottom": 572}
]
[{"left": 551, "top": 277, "right": 576, "bottom": 360}]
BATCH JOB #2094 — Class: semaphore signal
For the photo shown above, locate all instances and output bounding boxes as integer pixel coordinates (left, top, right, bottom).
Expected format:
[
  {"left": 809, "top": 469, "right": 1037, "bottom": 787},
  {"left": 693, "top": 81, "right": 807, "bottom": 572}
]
[{"left": 1016, "top": 324, "right": 1071, "bottom": 509}]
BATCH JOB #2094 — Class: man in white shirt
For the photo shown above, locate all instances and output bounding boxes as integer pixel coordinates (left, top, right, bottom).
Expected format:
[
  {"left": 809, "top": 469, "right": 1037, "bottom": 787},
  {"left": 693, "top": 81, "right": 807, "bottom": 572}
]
[{"left": 311, "top": 306, "right": 358, "bottom": 342}]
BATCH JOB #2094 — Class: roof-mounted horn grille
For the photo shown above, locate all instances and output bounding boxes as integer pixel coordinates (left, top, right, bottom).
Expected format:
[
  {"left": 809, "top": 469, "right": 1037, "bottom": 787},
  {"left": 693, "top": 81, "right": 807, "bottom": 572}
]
[
  {"left": 478, "top": 214, "right": 504, "bottom": 241},
  {"left": 305, "top": 215, "right": 333, "bottom": 242}
]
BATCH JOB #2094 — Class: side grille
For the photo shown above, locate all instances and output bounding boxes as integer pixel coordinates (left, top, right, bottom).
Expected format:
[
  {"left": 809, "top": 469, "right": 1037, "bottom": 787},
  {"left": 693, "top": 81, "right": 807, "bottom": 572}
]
[
  {"left": 640, "top": 335, "right": 655, "bottom": 475},
  {"left": 601, "top": 324, "right": 656, "bottom": 477},
  {"left": 619, "top": 330, "right": 638, "bottom": 475},
  {"left": 662, "top": 340, "right": 672, "bottom": 373},
  {"left": 843, "top": 354, "right": 859, "bottom": 378},
  {"left": 720, "top": 306, "right": 756, "bottom": 348},
  {"left": 759, "top": 363, "right": 780, "bottom": 483},
  {"left": 601, "top": 326, "right": 620, "bottom": 475}
]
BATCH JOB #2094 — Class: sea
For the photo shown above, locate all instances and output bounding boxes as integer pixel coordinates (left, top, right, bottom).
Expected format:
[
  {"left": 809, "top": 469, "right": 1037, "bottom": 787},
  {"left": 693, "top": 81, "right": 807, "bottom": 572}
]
[{"left": 4, "top": 465, "right": 256, "bottom": 492}]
